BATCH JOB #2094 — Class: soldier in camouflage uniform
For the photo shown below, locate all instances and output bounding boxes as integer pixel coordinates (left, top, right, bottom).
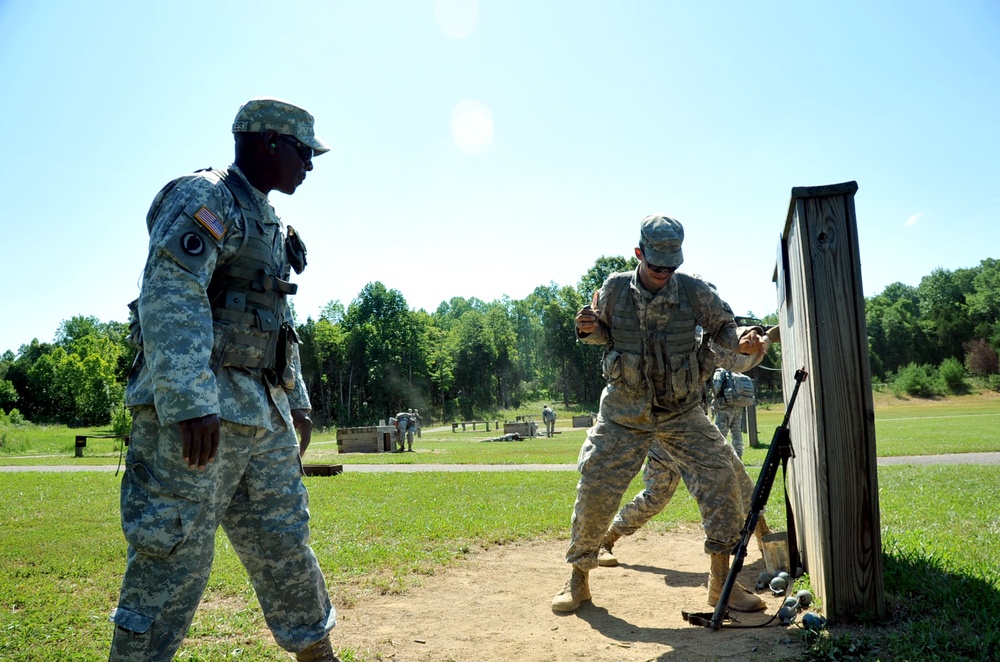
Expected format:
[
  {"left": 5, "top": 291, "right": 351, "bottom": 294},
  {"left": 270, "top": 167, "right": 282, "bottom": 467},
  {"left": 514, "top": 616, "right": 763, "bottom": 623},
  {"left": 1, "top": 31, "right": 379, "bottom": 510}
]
[
  {"left": 712, "top": 368, "right": 747, "bottom": 457},
  {"left": 597, "top": 336, "right": 776, "bottom": 568},
  {"left": 552, "top": 215, "right": 766, "bottom": 614},
  {"left": 542, "top": 404, "right": 556, "bottom": 437},
  {"left": 394, "top": 411, "right": 413, "bottom": 452},
  {"left": 110, "top": 98, "right": 339, "bottom": 662}
]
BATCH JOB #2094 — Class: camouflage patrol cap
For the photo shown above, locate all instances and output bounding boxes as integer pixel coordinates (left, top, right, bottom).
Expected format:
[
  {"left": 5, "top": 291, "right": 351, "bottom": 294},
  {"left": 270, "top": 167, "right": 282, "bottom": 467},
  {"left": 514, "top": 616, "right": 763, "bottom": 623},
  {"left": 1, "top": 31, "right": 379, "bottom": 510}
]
[
  {"left": 639, "top": 214, "right": 684, "bottom": 268},
  {"left": 232, "top": 97, "right": 330, "bottom": 156}
]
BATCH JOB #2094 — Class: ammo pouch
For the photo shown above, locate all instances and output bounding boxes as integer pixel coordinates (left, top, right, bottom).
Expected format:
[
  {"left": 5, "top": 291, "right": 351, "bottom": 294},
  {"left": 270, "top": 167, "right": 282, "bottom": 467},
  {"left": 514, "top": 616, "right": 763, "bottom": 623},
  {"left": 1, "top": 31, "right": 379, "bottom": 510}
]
[
  {"left": 126, "top": 298, "right": 143, "bottom": 350},
  {"left": 285, "top": 225, "right": 308, "bottom": 275},
  {"left": 603, "top": 349, "right": 642, "bottom": 389},
  {"left": 666, "top": 350, "right": 702, "bottom": 401},
  {"left": 271, "top": 322, "right": 300, "bottom": 390}
]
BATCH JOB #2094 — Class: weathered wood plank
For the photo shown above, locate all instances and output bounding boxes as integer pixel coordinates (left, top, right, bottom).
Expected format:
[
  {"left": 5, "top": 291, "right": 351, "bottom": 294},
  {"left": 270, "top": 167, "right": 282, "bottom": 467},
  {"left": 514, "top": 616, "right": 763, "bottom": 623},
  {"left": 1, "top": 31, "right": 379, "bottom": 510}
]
[{"left": 775, "top": 181, "right": 884, "bottom": 623}]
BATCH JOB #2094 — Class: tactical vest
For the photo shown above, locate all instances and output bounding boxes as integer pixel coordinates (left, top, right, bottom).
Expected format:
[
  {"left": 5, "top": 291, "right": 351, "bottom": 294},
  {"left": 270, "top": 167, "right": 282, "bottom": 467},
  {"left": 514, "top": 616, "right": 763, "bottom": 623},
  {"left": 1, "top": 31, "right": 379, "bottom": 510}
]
[
  {"left": 206, "top": 170, "right": 299, "bottom": 388},
  {"left": 603, "top": 272, "right": 707, "bottom": 410}
]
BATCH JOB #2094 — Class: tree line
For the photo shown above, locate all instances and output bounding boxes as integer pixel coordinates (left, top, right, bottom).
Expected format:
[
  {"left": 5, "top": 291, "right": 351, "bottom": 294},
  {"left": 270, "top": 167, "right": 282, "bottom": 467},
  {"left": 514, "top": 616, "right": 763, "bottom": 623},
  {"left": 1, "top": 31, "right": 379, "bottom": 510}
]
[{"left": 2, "top": 257, "right": 998, "bottom": 429}]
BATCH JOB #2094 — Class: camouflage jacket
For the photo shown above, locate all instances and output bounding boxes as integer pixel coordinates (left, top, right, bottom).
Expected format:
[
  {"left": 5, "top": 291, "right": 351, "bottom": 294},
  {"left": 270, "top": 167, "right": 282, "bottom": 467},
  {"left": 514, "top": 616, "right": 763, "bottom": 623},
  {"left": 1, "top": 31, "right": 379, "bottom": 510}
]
[
  {"left": 126, "top": 165, "right": 309, "bottom": 430},
  {"left": 580, "top": 268, "right": 751, "bottom": 430}
]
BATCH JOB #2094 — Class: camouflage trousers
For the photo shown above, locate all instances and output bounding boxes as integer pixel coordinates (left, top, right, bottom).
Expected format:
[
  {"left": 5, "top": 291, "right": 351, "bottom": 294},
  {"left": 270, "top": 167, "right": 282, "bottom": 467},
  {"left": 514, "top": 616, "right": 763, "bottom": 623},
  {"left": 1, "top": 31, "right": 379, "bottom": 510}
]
[
  {"left": 610, "top": 441, "right": 757, "bottom": 538},
  {"left": 566, "top": 406, "right": 745, "bottom": 570},
  {"left": 109, "top": 405, "right": 335, "bottom": 661},
  {"left": 715, "top": 406, "right": 745, "bottom": 457}
]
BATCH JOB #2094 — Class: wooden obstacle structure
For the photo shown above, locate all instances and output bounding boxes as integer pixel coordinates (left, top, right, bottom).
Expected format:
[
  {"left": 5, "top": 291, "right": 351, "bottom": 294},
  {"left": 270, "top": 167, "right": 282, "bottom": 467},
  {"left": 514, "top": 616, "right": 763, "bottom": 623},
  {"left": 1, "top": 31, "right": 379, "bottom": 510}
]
[
  {"left": 773, "top": 181, "right": 885, "bottom": 623},
  {"left": 503, "top": 421, "right": 538, "bottom": 437},
  {"left": 451, "top": 420, "right": 499, "bottom": 432},
  {"left": 336, "top": 425, "right": 396, "bottom": 453}
]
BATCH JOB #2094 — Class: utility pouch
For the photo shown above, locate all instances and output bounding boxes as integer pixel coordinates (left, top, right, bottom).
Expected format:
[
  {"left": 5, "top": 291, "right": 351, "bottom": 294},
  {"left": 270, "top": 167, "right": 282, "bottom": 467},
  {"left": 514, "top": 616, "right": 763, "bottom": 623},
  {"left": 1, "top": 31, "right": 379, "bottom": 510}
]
[
  {"left": 285, "top": 225, "right": 308, "bottom": 274},
  {"left": 603, "top": 349, "right": 641, "bottom": 389},
  {"left": 126, "top": 299, "right": 143, "bottom": 350},
  {"left": 274, "top": 323, "right": 300, "bottom": 390}
]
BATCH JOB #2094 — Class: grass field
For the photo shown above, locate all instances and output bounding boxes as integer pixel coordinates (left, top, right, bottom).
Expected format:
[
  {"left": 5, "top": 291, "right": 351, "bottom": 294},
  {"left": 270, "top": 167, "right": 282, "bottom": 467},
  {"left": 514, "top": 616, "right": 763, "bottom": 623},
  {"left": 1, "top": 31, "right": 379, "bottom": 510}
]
[{"left": 1, "top": 393, "right": 999, "bottom": 660}]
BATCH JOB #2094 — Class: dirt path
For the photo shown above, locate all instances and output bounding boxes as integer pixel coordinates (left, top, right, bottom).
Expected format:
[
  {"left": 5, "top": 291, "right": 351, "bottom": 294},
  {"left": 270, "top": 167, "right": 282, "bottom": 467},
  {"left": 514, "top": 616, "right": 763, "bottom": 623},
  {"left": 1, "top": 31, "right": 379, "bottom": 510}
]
[{"left": 332, "top": 523, "right": 807, "bottom": 661}]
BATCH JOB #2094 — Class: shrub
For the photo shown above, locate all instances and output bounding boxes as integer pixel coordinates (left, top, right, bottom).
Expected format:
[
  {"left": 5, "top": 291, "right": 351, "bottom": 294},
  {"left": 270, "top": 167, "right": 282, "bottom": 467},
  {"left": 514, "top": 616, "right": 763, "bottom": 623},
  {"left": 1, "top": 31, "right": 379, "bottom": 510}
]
[
  {"left": 110, "top": 401, "right": 132, "bottom": 440},
  {"left": 938, "top": 357, "right": 968, "bottom": 394},
  {"left": 0, "top": 407, "right": 25, "bottom": 426},
  {"left": 890, "top": 363, "right": 944, "bottom": 398},
  {"left": 964, "top": 338, "right": 999, "bottom": 376}
]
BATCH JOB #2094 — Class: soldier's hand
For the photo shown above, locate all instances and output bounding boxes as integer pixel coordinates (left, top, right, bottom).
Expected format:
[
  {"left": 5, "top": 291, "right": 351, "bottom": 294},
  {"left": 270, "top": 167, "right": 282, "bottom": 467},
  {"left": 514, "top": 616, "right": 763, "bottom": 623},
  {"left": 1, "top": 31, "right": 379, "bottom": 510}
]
[
  {"left": 292, "top": 408, "right": 313, "bottom": 458},
  {"left": 738, "top": 328, "right": 765, "bottom": 355},
  {"left": 179, "top": 414, "right": 220, "bottom": 470},
  {"left": 576, "top": 306, "right": 599, "bottom": 335}
]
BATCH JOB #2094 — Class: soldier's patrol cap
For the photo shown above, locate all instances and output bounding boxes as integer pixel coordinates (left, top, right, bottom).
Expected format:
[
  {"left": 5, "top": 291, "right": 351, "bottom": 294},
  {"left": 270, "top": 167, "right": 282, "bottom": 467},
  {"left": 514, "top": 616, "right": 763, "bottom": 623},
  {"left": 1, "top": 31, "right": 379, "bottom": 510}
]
[
  {"left": 232, "top": 97, "right": 330, "bottom": 156},
  {"left": 639, "top": 214, "right": 684, "bottom": 267}
]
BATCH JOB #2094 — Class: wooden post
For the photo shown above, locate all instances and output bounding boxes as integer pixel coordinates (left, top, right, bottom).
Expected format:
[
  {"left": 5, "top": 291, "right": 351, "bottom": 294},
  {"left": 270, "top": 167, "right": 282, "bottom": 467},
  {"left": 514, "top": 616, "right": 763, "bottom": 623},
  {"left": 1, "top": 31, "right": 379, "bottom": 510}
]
[
  {"left": 746, "top": 406, "right": 758, "bottom": 448},
  {"left": 773, "top": 181, "right": 885, "bottom": 623}
]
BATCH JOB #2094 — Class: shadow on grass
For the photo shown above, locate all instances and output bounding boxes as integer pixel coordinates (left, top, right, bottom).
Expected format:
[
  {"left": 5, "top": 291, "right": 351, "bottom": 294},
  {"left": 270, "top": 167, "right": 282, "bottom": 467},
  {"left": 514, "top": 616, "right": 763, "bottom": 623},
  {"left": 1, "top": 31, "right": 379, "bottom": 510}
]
[{"left": 803, "top": 542, "right": 1000, "bottom": 661}]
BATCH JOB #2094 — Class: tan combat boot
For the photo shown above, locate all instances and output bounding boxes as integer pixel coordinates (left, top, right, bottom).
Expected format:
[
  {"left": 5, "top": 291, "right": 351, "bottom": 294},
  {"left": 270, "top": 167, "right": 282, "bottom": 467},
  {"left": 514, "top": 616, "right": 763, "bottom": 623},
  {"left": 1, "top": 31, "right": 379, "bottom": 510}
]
[
  {"left": 551, "top": 566, "right": 591, "bottom": 612},
  {"left": 296, "top": 635, "right": 341, "bottom": 662},
  {"left": 707, "top": 553, "right": 766, "bottom": 612},
  {"left": 597, "top": 529, "right": 621, "bottom": 567},
  {"left": 754, "top": 515, "right": 773, "bottom": 554}
]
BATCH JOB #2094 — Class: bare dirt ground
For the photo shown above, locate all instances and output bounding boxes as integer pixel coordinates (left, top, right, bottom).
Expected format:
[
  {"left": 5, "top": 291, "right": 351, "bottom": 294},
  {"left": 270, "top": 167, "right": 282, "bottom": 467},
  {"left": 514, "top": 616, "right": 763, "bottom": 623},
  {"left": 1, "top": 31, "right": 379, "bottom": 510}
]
[{"left": 332, "top": 523, "right": 808, "bottom": 662}]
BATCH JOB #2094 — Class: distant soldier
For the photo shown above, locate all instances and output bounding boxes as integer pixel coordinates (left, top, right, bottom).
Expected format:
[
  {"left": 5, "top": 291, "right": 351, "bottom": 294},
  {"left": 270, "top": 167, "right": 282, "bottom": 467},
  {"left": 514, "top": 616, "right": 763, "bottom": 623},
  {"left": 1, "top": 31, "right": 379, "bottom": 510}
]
[
  {"left": 712, "top": 368, "right": 755, "bottom": 458},
  {"left": 542, "top": 405, "right": 557, "bottom": 437},
  {"left": 405, "top": 410, "right": 418, "bottom": 451},
  {"left": 394, "top": 410, "right": 412, "bottom": 452},
  {"left": 412, "top": 408, "right": 422, "bottom": 439}
]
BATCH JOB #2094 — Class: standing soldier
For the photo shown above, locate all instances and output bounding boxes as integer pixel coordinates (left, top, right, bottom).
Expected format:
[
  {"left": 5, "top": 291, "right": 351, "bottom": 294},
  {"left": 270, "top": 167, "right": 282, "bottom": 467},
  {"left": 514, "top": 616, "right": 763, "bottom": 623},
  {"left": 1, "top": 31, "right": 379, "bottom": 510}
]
[
  {"left": 712, "top": 368, "right": 755, "bottom": 458},
  {"left": 405, "top": 410, "right": 418, "bottom": 451},
  {"left": 412, "top": 408, "right": 422, "bottom": 438},
  {"left": 552, "top": 214, "right": 766, "bottom": 615},
  {"left": 394, "top": 410, "right": 411, "bottom": 452},
  {"left": 542, "top": 404, "right": 557, "bottom": 437},
  {"left": 110, "top": 98, "right": 340, "bottom": 661}
]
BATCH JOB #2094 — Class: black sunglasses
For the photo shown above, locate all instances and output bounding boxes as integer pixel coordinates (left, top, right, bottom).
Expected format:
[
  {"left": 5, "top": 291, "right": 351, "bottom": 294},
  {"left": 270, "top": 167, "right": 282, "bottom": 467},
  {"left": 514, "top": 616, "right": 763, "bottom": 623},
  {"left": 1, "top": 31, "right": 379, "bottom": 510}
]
[
  {"left": 279, "top": 135, "right": 313, "bottom": 162},
  {"left": 640, "top": 247, "right": 677, "bottom": 274}
]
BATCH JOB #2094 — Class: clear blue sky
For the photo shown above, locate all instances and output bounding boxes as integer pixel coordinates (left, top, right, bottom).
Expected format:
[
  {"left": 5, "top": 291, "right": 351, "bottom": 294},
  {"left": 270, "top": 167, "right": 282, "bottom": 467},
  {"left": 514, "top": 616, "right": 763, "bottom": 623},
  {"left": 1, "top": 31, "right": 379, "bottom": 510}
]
[{"left": 2, "top": 0, "right": 999, "bottom": 355}]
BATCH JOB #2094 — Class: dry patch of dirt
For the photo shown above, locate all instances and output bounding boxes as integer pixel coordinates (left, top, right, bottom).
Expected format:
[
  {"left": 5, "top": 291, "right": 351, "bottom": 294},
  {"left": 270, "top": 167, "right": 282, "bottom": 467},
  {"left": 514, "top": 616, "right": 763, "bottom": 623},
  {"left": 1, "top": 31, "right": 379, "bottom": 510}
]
[{"left": 332, "top": 524, "right": 808, "bottom": 661}]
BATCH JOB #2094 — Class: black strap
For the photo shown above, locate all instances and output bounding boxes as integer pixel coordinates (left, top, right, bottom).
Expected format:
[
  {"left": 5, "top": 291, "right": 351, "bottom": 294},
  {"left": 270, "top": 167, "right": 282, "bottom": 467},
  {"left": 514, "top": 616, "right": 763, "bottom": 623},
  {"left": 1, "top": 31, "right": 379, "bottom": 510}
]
[{"left": 783, "top": 454, "right": 801, "bottom": 576}]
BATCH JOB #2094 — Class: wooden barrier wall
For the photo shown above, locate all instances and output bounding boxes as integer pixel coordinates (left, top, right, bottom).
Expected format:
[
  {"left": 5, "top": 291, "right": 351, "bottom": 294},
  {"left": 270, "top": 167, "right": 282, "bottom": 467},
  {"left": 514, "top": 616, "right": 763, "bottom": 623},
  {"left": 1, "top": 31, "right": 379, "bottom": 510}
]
[{"left": 774, "top": 181, "right": 885, "bottom": 622}]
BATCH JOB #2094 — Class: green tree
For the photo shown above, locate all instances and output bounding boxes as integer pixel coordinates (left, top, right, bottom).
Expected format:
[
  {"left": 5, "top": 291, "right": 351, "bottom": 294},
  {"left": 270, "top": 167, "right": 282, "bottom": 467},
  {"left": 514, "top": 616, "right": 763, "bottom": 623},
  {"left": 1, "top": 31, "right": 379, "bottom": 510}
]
[
  {"left": 342, "top": 282, "right": 421, "bottom": 424},
  {"left": 866, "top": 283, "right": 924, "bottom": 379},
  {"left": 576, "top": 255, "right": 637, "bottom": 302},
  {"left": 916, "top": 267, "right": 975, "bottom": 365},
  {"left": 967, "top": 258, "right": 1000, "bottom": 345}
]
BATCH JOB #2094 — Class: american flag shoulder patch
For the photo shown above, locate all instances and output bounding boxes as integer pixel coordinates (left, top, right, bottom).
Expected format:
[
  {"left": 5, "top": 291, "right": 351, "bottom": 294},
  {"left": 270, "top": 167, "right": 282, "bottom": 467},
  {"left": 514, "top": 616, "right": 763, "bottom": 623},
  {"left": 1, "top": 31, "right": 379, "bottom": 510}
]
[{"left": 193, "top": 205, "right": 226, "bottom": 240}]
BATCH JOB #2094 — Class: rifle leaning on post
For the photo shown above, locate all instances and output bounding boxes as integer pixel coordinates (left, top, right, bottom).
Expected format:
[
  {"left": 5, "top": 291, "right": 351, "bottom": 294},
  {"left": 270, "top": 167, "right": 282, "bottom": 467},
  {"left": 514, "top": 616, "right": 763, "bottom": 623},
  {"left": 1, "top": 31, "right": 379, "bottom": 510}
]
[{"left": 685, "top": 367, "right": 809, "bottom": 630}]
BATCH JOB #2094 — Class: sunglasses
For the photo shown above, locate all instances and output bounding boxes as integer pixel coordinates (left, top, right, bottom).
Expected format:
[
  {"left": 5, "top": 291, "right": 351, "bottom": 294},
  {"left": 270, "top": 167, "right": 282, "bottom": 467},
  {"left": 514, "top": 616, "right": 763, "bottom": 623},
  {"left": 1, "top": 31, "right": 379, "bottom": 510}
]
[
  {"left": 640, "top": 247, "right": 677, "bottom": 274},
  {"left": 279, "top": 135, "right": 313, "bottom": 163}
]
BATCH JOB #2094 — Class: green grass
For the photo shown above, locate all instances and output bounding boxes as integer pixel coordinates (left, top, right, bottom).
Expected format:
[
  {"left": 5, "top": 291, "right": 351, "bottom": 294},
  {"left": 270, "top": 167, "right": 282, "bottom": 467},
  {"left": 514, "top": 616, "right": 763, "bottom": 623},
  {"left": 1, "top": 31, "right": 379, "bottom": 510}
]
[
  {"left": 5, "top": 394, "right": 997, "bottom": 466},
  {"left": 1, "top": 465, "right": 998, "bottom": 660},
  {"left": 1, "top": 395, "right": 999, "bottom": 659}
]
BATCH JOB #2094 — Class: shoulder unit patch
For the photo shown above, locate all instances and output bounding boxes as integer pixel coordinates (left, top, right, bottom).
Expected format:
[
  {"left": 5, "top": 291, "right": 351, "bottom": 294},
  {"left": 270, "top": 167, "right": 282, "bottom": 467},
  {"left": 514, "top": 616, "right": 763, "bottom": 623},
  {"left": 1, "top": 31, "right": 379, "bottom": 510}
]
[{"left": 193, "top": 205, "right": 226, "bottom": 240}]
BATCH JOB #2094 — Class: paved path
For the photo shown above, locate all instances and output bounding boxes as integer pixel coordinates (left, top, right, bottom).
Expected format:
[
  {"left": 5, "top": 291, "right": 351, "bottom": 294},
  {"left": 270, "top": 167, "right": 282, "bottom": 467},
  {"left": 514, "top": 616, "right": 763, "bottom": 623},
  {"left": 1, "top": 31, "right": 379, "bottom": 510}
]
[{"left": 3, "top": 452, "right": 999, "bottom": 473}]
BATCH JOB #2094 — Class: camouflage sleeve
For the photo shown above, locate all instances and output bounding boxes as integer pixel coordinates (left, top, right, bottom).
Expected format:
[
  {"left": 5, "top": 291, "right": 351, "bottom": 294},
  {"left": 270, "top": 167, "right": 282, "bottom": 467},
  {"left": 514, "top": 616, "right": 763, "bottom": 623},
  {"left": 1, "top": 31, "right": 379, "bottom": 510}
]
[
  {"left": 285, "top": 341, "right": 311, "bottom": 411},
  {"left": 138, "top": 176, "right": 237, "bottom": 426},
  {"left": 710, "top": 338, "right": 763, "bottom": 372},
  {"left": 578, "top": 273, "right": 626, "bottom": 345},
  {"left": 688, "top": 276, "right": 742, "bottom": 352}
]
